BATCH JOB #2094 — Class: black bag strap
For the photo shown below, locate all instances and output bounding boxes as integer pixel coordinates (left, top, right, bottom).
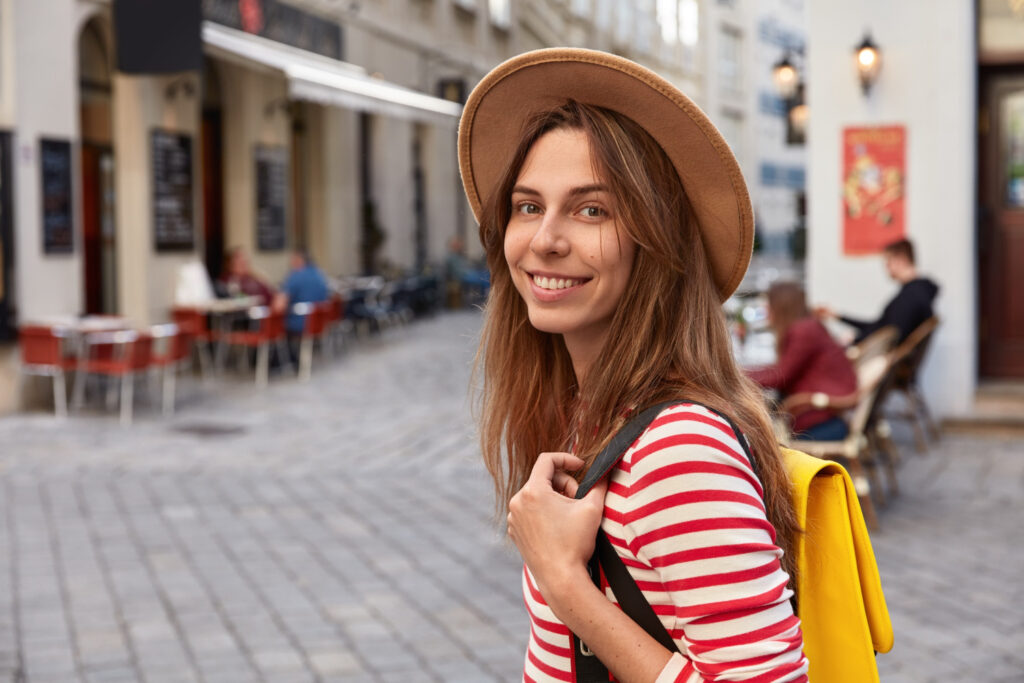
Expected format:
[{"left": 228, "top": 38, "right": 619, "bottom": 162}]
[{"left": 571, "top": 400, "right": 758, "bottom": 681}]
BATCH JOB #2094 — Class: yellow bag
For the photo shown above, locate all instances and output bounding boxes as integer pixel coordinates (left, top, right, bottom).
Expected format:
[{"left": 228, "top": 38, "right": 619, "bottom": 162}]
[{"left": 782, "top": 448, "right": 894, "bottom": 683}]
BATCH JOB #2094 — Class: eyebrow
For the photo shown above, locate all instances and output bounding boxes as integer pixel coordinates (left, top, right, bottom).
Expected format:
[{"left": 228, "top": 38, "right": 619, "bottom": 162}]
[{"left": 511, "top": 184, "right": 609, "bottom": 198}]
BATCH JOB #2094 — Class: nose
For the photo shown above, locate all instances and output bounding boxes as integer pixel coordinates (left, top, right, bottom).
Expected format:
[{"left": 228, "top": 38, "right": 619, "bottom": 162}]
[{"left": 529, "top": 213, "right": 569, "bottom": 257}]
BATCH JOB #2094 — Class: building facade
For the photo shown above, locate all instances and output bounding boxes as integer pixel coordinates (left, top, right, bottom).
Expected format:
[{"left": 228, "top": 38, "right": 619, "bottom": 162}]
[
  {"left": 806, "top": 0, "right": 993, "bottom": 418},
  {"left": 0, "top": 0, "right": 710, "bottom": 413}
]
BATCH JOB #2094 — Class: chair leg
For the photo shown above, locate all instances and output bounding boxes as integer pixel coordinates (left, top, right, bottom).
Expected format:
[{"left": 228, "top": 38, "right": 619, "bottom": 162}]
[
  {"left": 256, "top": 343, "right": 269, "bottom": 388},
  {"left": 912, "top": 386, "right": 941, "bottom": 442},
  {"left": 72, "top": 368, "right": 87, "bottom": 410},
  {"left": 120, "top": 373, "right": 134, "bottom": 426},
  {"left": 300, "top": 337, "right": 313, "bottom": 382},
  {"left": 53, "top": 371, "right": 67, "bottom": 420},
  {"left": 197, "top": 340, "right": 212, "bottom": 382},
  {"left": 163, "top": 365, "right": 176, "bottom": 417},
  {"left": 106, "top": 374, "right": 119, "bottom": 411}
]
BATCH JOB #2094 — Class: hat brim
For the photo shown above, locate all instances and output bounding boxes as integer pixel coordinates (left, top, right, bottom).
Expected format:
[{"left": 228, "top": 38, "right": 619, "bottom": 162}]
[{"left": 458, "top": 48, "right": 753, "bottom": 301}]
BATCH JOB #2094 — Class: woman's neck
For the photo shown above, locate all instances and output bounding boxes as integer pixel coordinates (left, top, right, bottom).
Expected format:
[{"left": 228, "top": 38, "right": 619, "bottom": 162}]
[{"left": 563, "top": 329, "right": 609, "bottom": 386}]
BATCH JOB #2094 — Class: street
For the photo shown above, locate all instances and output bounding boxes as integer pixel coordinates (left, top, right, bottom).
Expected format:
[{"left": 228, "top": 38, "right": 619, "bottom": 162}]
[{"left": 1, "top": 311, "right": 1021, "bottom": 682}]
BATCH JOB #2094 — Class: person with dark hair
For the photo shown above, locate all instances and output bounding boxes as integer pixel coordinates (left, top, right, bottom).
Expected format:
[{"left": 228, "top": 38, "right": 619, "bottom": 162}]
[
  {"left": 748, "top": 282, "right": 858, "bottom": 441},
  {"left": 816, "top": 238, "right": 938, "bottom": 344},
  {"left": 274, "top": 249, "right": 329, "bottom": 336}
]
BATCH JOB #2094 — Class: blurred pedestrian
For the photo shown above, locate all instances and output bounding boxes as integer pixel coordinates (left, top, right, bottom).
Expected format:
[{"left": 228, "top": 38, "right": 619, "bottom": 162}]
[
  {"left": 749, "top": 282, "right": 858, "bottom": 441},
  {"left": 218, "top": 246, "right": 276, "bottom": 306},
  {"left": 463, "top": 49, "right": 807, "bottom": 682},
  {"left": 816, "top": 238, "right": 938, "bottom": 344},
  {"left": 274, "top": 249, "right": 329, "bottom": 363}
]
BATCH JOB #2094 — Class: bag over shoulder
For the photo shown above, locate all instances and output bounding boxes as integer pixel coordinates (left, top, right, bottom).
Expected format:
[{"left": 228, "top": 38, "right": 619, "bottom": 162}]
[
  {"left": 782, "top": 447, "right": 894, "bottom": 683},
  {"left": 572, "top": 401, "right": 894, "bottom": 683}
]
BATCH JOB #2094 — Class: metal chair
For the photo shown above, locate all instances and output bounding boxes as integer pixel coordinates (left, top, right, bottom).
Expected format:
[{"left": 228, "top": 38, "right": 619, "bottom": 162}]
[
  {"left": 784, "top": 353, "right": 892, "bottom": 530},
  {"left": 72, "top": 329, "right": 153, "bottom": 425},
  {"left": 885, "top": 317, "right": 941, "bottom": 452},
  {"left": 292, "top": 301, "right": 333, "bottom": 382},
  {"left": 171, "top": 306, "right": 216, "bottom": 379},
  {"left": 149, "top": 323, "right": 190, "bottom": 416},
  {"left": 18, "top": 325, "right": 76, "bottom": 418},
  {"left": 219, "top": 306, "right": 287, "bottom": 388}
]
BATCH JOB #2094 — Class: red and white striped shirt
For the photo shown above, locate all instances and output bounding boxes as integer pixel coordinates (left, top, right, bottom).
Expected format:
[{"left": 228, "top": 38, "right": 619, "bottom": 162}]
[{"left": 522, "top": 403, "right": 809, "bottom": 683}]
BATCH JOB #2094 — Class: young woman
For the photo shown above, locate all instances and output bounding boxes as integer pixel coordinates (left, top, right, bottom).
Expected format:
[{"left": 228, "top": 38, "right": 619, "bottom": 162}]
[
  {"left": 749, "top": 281, "right": 858, "bottom": 441},
  {"left": 460, "top": 50, "right": 808, "bottom": 682}
]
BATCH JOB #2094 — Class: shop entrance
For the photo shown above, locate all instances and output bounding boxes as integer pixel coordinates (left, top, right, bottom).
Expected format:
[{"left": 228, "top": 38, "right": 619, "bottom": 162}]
[
  {"left": 979, "top": 68, "right": 1024, "bottom": 378},
  {"left": 78, "top": 19, "right": 117, "bottom": 314},
  {"left": 202, "top": 58, "right": 226, "bottom": 282}
]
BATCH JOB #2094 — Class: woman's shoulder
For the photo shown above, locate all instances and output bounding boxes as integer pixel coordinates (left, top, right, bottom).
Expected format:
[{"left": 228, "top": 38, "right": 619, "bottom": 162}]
[{"left": 621, "top": 402, "right": 755, "bottom": 477}]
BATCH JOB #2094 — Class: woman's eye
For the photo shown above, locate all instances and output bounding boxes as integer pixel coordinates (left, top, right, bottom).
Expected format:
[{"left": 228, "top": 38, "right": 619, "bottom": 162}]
[
  {"left": 516, "top": 203, "right": 541, "bottom": 215},
  {"left": 580, "top": 206, "right": 606, "bottom": 218}
]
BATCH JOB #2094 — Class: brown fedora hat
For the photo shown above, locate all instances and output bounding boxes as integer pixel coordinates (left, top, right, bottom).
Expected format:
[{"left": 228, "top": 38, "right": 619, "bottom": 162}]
[{"left": 458, "top": 47, "right": 753, "bottom": 301}]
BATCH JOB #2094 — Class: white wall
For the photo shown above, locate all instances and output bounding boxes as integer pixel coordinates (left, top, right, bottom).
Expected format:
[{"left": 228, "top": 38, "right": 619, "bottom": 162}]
[
  {"left": 11, "top": 0, "right": 83, "bottom": 320},
  {"left": 807, "top": 0, "right": 976, "bottom": 417}
]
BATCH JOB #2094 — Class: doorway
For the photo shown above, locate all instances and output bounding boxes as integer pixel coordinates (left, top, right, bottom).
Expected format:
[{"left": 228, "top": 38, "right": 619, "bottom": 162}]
[
  {"left": 78, "top": 19, "right": 116, "bottom": 314},
  {"left": 202, "top": 58, "right": 226, "bottom": 282},
  {"left": 979, "top": 69, "right": 1024, "bottom": 378}
]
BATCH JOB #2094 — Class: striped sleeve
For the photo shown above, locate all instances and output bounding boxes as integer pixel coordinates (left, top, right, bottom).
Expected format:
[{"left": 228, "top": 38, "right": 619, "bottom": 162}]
[{"left": 613, "top": 404, "right": 808, "bottom": 683}]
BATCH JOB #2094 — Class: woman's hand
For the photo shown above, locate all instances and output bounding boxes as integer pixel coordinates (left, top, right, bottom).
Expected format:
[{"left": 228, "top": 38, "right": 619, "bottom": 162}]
[{"left": 506, "top": 452, "right": 609, "bottom": 601}]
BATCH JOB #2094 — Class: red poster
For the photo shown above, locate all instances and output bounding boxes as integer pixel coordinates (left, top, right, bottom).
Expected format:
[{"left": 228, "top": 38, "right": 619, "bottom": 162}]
[{"left": 842, "top": 125, "right": 906, "bottom": 255}]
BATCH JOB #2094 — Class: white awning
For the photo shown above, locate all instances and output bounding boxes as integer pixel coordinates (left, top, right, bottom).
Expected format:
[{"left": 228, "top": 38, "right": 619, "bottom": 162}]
[{"left": 202, "top": 22, "right": 462, "bottom": 127}]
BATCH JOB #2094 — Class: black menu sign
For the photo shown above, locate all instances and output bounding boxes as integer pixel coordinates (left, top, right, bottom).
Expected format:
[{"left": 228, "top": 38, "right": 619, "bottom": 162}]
[
  {"left": 255, "top": 145, "right": 287, "bottom": 251},
  {"left": 152, "top": 129, "right": 195, "bottom": 251},
  {"left": 40, "top": 138, "right": 73, "bottom": 254}
]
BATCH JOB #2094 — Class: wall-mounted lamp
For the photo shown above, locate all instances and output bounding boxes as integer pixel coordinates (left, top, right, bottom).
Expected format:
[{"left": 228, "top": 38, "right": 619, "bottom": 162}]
[
  {"left": 772, "top": 53, "right": 800, "bottom": 101},
  {"left": 164, "top": 76, "right": 196, "bottom": 100},
  {"left": 772, "top": 50, "right": 807, "bottom": 145},
  {"left": 263, "top": 97, "right": 292, "bottom": 118},
  {"left": 855, "top": 32, "right": 882, "bottom": 96}
]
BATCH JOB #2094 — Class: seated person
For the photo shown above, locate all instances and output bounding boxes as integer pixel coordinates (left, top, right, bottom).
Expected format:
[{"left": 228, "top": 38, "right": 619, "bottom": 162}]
[
  {"left": 273, "top": 249, "right": 330, "bottom": 338},
  {"left": 816, "top": 237, "right": 938, "bottom": 344},
  {"left": 218, "top": 246, "right": 276, "bottom": 306},
  {"left": 748, "top": 281, "right": 858, "bottom": 441}
]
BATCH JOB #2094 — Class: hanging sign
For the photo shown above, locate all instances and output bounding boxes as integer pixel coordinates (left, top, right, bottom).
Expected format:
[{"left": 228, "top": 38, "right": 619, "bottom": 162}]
[
  {"left": 842, "top": 125, "right": 906, "bottom": 255},
  {"left": 152, "top": 129, "right": 195, "bottom": 251},
  {"left": 254, "top": 144, "right": 287, "bottom": 251},
  {"left": 40, "top": 138, "right": 74, "bottom": 254}
]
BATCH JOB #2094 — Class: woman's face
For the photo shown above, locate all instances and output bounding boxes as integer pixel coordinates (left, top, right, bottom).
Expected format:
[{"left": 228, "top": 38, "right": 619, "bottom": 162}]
[{"left": 504, "top": 128, "right": 636, "bottom": 347}]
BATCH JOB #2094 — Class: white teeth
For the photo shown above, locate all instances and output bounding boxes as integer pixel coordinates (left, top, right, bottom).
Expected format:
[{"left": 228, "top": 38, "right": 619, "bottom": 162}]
[{"left": 533, "top": 275, "right": 580, "bottom": 290}]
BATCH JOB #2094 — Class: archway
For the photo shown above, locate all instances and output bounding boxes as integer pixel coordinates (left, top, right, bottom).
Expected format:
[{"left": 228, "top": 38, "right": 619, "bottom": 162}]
[{"left": 78, "top": 18, "right": 116, "bottom": 314}]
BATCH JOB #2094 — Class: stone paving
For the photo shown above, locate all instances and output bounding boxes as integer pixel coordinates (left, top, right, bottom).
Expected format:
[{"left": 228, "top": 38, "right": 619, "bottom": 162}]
[{"left": 0, "top": 310, "right": 1021, "bottom": 682}]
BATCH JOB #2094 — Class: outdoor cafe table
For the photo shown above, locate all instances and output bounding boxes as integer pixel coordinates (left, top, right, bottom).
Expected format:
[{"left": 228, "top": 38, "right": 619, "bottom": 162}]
[{"left": 183, "top": 297, "right": 262, "bottom": 372}]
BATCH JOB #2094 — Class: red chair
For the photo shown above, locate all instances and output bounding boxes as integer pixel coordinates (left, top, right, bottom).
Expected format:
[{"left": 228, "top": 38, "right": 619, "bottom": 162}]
[
  {"left": 171, "top": 306, "right": 216, "bottom": 378},
  {"left": 72, "top": 330, "right": 153, "bottom": 425},
  {"left": 150, "top": 323, "right": 191, "bottom": 416},
  {"left": 219, "top": 306, "right": 286, "bottom": 387},
  {"left": 293, "top": 301, "right": 333, "bottom": 381},
  {"left": 18, "top": 325, "right": 76, "bottom": 418}
]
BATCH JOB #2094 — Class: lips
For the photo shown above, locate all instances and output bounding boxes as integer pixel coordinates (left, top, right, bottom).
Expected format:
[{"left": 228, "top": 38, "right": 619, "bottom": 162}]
[{"left": 531, "top": 274, "right": 586, "bottom": 290}]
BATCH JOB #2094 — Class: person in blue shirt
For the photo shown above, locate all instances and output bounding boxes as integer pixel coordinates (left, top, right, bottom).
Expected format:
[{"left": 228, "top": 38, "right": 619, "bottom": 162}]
[{"left": 274, "top": 249, "right": 330, "bottom": 336}]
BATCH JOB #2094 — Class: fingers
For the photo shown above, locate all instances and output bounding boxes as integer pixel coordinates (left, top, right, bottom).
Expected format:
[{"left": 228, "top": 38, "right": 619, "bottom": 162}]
[
  {"left": 552, "top": 470, "right": 579, "bottom": 498},
  {"left": 582, "top": 477, "right": 609, "bottom": 509},
  {"left": 528, "top": 452, "right": 585, "bottom": 485}
]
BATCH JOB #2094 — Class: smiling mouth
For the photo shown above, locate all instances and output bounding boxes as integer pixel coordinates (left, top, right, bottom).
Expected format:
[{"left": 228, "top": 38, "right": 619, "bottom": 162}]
[{"left": 529, "top": 273, "right": 589, "bottom": 290}]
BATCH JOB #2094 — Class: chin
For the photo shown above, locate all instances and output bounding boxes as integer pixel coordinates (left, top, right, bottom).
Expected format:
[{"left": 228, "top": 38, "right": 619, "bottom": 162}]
[{"left": 525, "top": 309, "right": 575, "bottom": 336}]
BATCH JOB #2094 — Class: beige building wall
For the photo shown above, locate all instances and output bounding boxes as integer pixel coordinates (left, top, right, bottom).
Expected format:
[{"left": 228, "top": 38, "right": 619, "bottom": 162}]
[
  {"left": 112, "top": 71, "right": 202, "bottom": 325},
  {"left": 218, "top": 60, "right": 292, "bottom": 285}
]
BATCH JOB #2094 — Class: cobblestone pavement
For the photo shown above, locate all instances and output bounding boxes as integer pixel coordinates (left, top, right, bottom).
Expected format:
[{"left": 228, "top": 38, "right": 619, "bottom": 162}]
[{"left": 0, "top": 310, "right": 1021, "bottom": 682}]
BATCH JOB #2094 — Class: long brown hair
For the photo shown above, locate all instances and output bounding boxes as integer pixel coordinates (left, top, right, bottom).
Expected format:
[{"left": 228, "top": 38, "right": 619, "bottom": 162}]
[
  {"left": 767, "top": 281, "right": 810, "bottom": 355},
  {"left": 473, "top": 100, "right": 799, "bottom": 577}
]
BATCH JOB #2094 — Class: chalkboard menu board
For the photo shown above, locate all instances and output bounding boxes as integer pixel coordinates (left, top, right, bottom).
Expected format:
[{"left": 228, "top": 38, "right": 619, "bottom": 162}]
[
  {"left": 40, "top": 139, "right": 74, "bottom": 254},
  {"left": 152, "top": 129, "right": 195, "bottom": 251},
  {"left": 255, "top": 145, "right": 288, "bottom": 251}
]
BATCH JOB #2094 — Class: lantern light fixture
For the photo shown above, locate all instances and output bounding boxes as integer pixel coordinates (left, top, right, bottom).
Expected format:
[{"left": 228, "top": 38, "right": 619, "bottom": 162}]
[
  {"left": 855, "top": 32, "right": 882, "bottom": 96},
  {"left": 772, "top": 52, "right": 800, "bottom": 101}
]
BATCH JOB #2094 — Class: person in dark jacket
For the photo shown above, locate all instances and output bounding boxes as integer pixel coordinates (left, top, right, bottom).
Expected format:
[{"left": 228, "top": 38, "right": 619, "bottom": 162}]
[
  {"left": 816, "top": 238, "right": 939, "bottom": 344},
  {"left": 749, "top": 281, "right": 859, "bottom": 440}
]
